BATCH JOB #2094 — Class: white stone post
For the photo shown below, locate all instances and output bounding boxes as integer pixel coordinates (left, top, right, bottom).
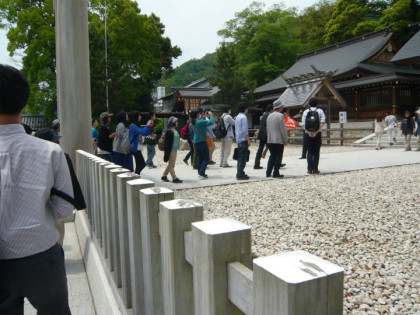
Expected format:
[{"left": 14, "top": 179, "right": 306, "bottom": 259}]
[
  {"left": 192, "top": 218, "right": 252, "bottom": 315},
  {"left": 253, "top": 250, "right": 344, "bottom": 315},
  {"left": 98, "top": 161, "right": 111, "bottom": 248},
  {"left": 117, "top": 173, "right": 148, "bottom": 308},
  {"left": 125, "top": 181, "right": 157, "bottom": 315},
  {"left": 102, "top": 164, "right": 120, "bottom": 258},
  {"left": 109, "top": 168, "right": 130, "bottom": 281},
  {"left": 55, "top": 0, "right": 92, "bottom": 164},
  {"left": 139, "top": 187, "right": 175, "bottom": 315},
  {"left": 159, "top": 200, "right": 203, "bottom": 315}
]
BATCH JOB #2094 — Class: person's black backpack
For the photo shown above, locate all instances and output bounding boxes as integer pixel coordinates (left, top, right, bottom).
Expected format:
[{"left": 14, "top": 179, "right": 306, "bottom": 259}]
[
  {"left": 215, "top": 115, "right": 228, "bottom": 138},
  {"left": 305, "top": 109, "right": 320, "bottom": 132}
]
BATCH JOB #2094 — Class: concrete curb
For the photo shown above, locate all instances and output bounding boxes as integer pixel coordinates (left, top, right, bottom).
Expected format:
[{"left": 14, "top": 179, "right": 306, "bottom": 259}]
[{"left": 75, "top": 210, "right": 129, "bottom": 315}]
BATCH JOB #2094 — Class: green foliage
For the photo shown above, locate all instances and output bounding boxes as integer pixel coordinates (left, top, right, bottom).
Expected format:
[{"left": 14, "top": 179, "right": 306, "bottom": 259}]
[
  {"left": 0, "top": 0, "right": 181, "bottom": 120},
  {"left": 157, "top": 53, "right": 216, "bottom": 94},
  {"left": 210, "top": 42, "right": 243, "bottom": 110},
  {"left": 217, "top": 2, "right": 303, "bottom": 90}
]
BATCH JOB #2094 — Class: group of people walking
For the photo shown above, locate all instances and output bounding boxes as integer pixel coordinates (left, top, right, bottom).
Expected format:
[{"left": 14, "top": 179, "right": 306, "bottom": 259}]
[{"left": 374, "top": 109, "right": 420, "bottom": 151}]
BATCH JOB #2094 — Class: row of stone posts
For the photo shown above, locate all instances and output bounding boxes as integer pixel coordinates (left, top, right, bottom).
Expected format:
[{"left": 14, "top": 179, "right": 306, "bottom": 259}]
[{"left": 75, "top": 150, "right": 344, "bottom": 315}]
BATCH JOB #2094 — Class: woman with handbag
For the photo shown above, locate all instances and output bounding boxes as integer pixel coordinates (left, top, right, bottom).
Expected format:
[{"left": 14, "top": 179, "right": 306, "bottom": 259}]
[
  {"left": 145, "top": 112, "right": 158, "bottom": 168},
  {"left": 113, "top": 111, "right": 134, "bottom": 171},
  {"left": 129, "top": 111, "right": 153, "bottom": 175},
  {"left": 161, "top": 116, "right": 183, "bottom": 183},
  {"left": 190, "top": 109, "right": 214, "bottom": 179}
]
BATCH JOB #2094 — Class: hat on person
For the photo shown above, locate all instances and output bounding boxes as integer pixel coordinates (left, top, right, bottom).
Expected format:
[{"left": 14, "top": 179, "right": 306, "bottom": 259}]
[
  {"left": 34, "top": 128, "right": 61, "bottom": 143},
  {"left": 52, "top": 119, "right": 60, "bottom": 126},
  {"left": 168, "top": 116, "right": 178, "bottom": 127},
  {"left": 273, "top": 100, "right": 283, "bottom": 110},
  {"left": 100, "top": 112, "right": 113, "bottom": 120},
  {"left": 415, "top": 109, "right": 420, "bottom": 115}
]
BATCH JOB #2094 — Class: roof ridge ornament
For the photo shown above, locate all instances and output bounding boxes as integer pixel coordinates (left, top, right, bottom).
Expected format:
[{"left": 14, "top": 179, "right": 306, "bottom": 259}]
[{"left": 282, "top": 66, "right": 338, "bottom": 86}]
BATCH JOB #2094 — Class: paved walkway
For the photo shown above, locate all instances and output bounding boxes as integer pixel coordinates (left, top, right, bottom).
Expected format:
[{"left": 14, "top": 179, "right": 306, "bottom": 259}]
[
  {"left": 24, "top": 223, "right": 96, "bottom": 315},
  {"left": 140, "top": 148, "right": 420, "bottom": 190}
]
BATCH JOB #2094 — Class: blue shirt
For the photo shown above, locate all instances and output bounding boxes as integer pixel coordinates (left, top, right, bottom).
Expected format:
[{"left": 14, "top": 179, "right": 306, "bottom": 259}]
[
  {"left": 129, "top": 124, "right": 152, "bottom": 153},
  {"left": 235, "top": 112, "right": 248, "bottom": 144},
  {"left": 92, "top": 127, "right": 98, "bottom": 140},
  {"left": 192, "top": 115, "right": 214, "bottom": 143}
]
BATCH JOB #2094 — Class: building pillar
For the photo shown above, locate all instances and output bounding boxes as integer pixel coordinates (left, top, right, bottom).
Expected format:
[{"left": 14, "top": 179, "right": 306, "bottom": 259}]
[{"left": 55, "top": 0, "right": 92, "bottom": 163}]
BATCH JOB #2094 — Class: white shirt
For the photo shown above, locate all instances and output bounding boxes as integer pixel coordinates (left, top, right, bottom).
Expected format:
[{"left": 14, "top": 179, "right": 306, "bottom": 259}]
[
  {"left": 0, "top": 124, "right": 74, "bottom": 259},
  {"left": 302, "top": 107, "right": 326, "bottom": 133}
]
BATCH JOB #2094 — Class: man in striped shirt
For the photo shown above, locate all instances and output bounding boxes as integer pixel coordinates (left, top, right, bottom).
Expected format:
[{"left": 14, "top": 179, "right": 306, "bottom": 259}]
[{"left": 0, "top": 64, "right": 74, "bottom": 314}]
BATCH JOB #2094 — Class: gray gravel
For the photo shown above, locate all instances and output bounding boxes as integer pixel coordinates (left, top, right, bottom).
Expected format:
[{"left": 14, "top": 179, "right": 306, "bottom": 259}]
[{"left": 175, "top": 163, "right": 420, "bottom": 314}]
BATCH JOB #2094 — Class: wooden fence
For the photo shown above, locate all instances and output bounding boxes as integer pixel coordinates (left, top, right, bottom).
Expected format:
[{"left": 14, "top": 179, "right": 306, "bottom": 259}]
[{"left": 75, "top": 150, "right": 344, "bottom": 315}]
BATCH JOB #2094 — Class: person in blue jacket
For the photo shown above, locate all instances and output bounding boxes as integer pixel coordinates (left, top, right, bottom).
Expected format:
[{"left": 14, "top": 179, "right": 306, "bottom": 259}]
[
  {"left": 190, "top": 109, "right": 214, "bottom": 179},
  {"left": 129, "top": 111, "right": 153, "bottom": 175}
]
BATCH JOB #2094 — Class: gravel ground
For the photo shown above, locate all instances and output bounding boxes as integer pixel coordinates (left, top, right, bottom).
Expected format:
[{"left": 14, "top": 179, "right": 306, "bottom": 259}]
[{"left": 174, "top": 163, "right": 420, "bottom": 315}]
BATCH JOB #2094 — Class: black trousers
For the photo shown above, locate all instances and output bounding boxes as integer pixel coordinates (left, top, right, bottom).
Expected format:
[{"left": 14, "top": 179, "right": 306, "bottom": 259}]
[
  {"left": 0, "top": 243, "right": 71, "bottom": 315},
  {"left": 266, "top": 143, "right": 284, "bottom": 176},
  {"left": 306, "top": 132, "right": 322, "bottom": 171},
  {"left": 301, "top": 132, "right": 308, "bottom": 158},
  {"left": 132, "top": 150, "right": 146, "bottom": 175},
  {"left": 254, "top": 139, "right": 266, "bottom": 167},
  {"left": 184, "top": 138, "right": 194, "bottom": 163}
]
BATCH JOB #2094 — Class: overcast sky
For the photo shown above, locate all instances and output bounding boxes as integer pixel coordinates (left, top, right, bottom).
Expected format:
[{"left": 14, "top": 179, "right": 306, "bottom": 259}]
[{"left": 0, "top": 0, "right": 318, "bottom": 68}]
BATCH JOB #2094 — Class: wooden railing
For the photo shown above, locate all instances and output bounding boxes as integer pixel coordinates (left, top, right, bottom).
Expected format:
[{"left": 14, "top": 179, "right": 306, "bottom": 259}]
[{"left": 75, "top": 150, "right": 344, "bottom": 315}]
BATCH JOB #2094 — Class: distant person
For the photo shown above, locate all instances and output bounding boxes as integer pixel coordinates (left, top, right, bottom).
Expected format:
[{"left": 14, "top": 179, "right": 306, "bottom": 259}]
[
  {"left": 374, "top": 114, "right": 384, "bottom": 150},
  {"left": 191, "top": 109, "right": 214, "bottom": 179},
  {"left": 205, "top": 109, "right": 216, "bottom": 165},
  {"left": 97, "top": 112, "right": 116, "bottom": 162},
  {"left": 181, "top": 114, "right": 194, "bottom": 165},
  {"left": 113, "top": 111, "right": 133, "bottom": 171},
  {"left": 235, "top": 102, "right": 251, "bottom": 180},
  {"left": 92, "top": 118, "right": 99, "bottom": 154},
  {"left": 129, "top": 111, "right": 153, "bottom": 175},
  {"left": 266, "top": 102, "right": 288, "bottom": 178},
  {"left": 145, "top": 112, "right": 158, "bottom": 168},
  {"left": 384, "top": 111, "right": 398, "bottom": 146},
  {"left": 302, "top": 98, "right": 326, "bottom": 174},
  {"left": 298, "top": 107, "right": 308, "bottom": 159},
  {"left": 219, "top": 106, "right": 235, "bottom": 168},
  {"left": 254, "top": 104, "right": 273, "bottom": 169},
  {"left": 400, "top": 110, "right": 416, "bottom": 151},
  {"left": 0, "top": 64, "right": 74, "bottom": 314},
  {"left": 192, "top": 108, "right": 205, "bottom": 169},
  {"left": 415, "top": 109, "right": 420, "bottom": 151},
  {"left": 161, "top": 116, "right": 183, "bottom": 183},
  {"left": 50, "top": 118, "right": 61, "bottom": 144}
]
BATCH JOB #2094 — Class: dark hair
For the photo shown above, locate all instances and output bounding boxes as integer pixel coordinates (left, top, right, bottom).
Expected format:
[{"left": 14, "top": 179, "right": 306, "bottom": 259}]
[
  {"left": 198, "top": 108, "right": 204, "bottom": 114},
  {"left": 101, "top": 116, "right": 109, "bottom": 125},
  {"left": 267, "top": 104, "right": 274, "bottom": 112},
  {"left": 238, "top": 102, "right": 247, "bottom": 113},
  {"left": 386, "top": 111, "right": 391, "bottom": 115},
  {"left": 190, "top": 110, "right": 200, "bottom": 125},
  {"left": 130, "top": 111, "right": 140, "bottom": 125},
  {"left": 149, "top": 112, "right": 156, "bottom": 119},
  {"left": 0, "top": 64, "right": 30, "bottom": 115},
  {"left": 117, "top": 111, "right": 127, "bottom": 124},
  {"left": 404, "top": 110, "right": 410, "bottom": 116},
  {"left": 92, "top": 118, "right": 97, "bottom": 125},
  {"left": 309, "top": 98, "right": 318, "bottom": 107},
  {"left": 376, "top": 114, "right": 383, "bottom": 122},
  {"left": 224, "top": 106, "right": 231, "bottom": 113},
  {"left": 22, "top": 123, "right": 32, "bottom": 134}
]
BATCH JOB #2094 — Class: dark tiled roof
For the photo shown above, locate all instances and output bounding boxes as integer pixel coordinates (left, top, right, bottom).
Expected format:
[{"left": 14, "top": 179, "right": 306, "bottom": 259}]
[
  {"left": 334, "top": 73, "right": 420, "bottom": 89},
  {"left": 391, "top": 30, "right": 420, "bottom": 64},
  {"left": 178, "top": 89, "right": 212, "bottom": 98},
  {"left": 274, "top": 79, "right": 323, "bottom": 108},
  {"left": 254, "top": 28, "right": 394, "bottom": 94},
  {"left": 21, "top": 115, "right": 49, "bottom": 131},
  {"left": 356, "top": 63, "right": 420, "bottom": 75},
  {"left": 256, "top": 93, "right": 283, "bottom": 103}
]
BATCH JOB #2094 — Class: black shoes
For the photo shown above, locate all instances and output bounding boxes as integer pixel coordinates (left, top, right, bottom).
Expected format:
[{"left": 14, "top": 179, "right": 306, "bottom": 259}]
[
  {"left": 299, "top": 156, "right": 306, "bottom": 159},
  {"left": 280, "top": 163, "right": 286, "bottom": 167},
  {"left": 183, "top": 159, "right": 189, "bottom": 165},
  {"left": 237, "top": 175, "right": 250, "bottom": 180},
  {"left": 161, "top": 176, "right": 169, "bottom": 182},
  {"left": 253, "top": 165, "right": 263, "bottom": 169},
  {"left": 208, "top": 161, "right": 216, "bottom": 165},
  {"left": 272, "top": 174, "right": 284, "bottom": 178},
  {"left": 173, "top": 178, "right": 183, "bottom": 183}
]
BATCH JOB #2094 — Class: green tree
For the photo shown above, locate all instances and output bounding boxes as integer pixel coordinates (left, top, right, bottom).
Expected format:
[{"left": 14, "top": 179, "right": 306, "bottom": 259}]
[
  {"left": 298, "top": 0, "right": 335, "bottom": 51},
  {"left": 210, "top": 42, "right": 244, "bottom": 109},
  {"left": 0, "top": 0, "right": 181, "bottom": 120},
  {"left": 218, "top": 2, "right": 302, "bottom": 90}
]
